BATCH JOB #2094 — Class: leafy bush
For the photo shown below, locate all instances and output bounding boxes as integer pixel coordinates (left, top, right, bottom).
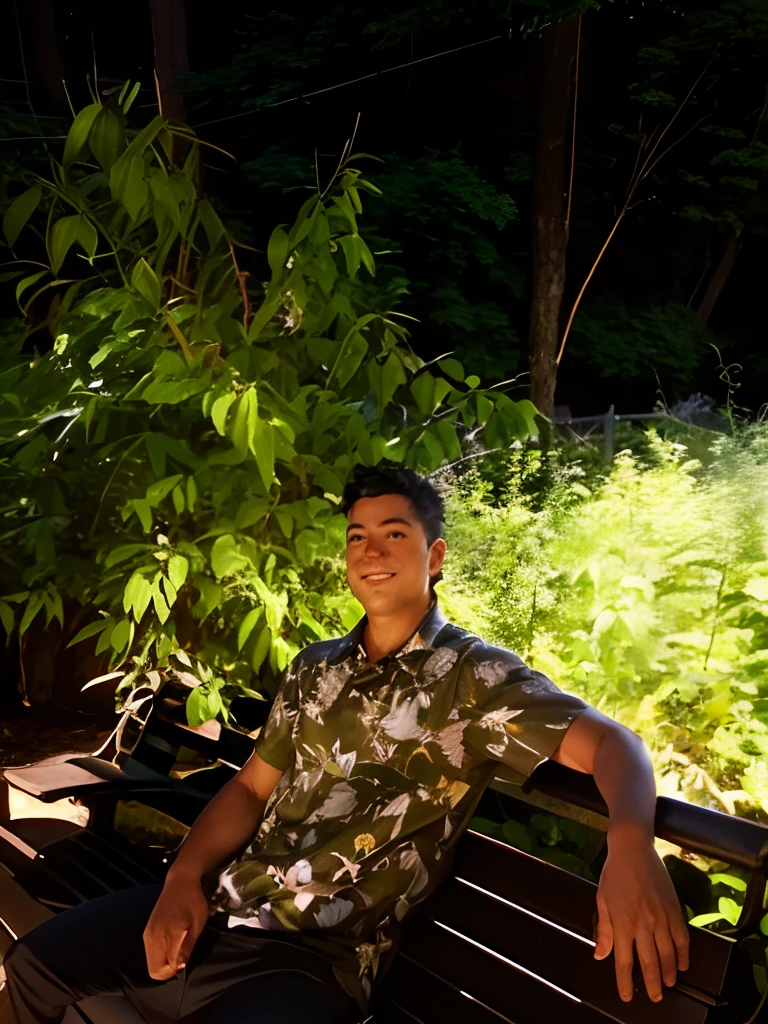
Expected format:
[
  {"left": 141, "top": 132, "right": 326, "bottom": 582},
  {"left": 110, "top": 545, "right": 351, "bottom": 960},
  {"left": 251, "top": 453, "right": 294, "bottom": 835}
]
[
  {"left": 0, "top": 89, "right": 539, "bottom": 720},
  {"left": 445, "top": 429, "right": 768, "bottom": 819}
]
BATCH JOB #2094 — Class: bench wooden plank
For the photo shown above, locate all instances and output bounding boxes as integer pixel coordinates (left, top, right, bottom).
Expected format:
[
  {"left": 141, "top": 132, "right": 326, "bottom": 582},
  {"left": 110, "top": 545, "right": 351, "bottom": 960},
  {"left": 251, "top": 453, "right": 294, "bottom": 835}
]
[
  {"left": 425, "top": 878, "right": 709, "bottom": 1024},
  {"left": 379, "top": 955, "right": 511, "bottom": 1023},
  {"left": 454, "top": 830, "right": 732, "bottom": 1000},
  {"left": 398, "top": 916, "right": 613, "bottom": 1024}
]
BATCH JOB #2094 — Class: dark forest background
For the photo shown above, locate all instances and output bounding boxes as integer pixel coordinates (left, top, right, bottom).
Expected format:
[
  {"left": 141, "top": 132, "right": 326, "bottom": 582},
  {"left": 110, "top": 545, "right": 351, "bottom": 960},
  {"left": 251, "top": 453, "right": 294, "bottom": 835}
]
[{"left": 2, "top": 0, "right": 766, "bottom": 419}]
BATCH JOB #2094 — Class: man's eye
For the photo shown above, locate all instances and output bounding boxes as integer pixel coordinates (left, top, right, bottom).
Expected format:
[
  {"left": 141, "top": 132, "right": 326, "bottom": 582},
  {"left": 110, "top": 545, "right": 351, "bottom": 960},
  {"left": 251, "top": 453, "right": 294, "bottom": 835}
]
[{"left": 390, "top": 531, "right": 404, "bottom": 538}]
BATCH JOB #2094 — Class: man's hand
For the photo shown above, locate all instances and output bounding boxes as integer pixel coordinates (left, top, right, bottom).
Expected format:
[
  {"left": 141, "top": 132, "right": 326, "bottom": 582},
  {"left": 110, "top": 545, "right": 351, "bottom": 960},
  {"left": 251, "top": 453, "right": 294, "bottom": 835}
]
[
  {"left": 143, "top": 872, "right": 210, "bottom": 981},
  {"left": 594, "top": 831, "right": 690, "bottom": 1003}
]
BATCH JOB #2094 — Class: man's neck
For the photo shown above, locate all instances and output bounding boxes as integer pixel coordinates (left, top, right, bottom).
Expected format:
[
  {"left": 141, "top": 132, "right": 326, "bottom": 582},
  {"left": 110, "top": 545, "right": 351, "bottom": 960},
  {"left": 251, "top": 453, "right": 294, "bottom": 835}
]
[{"left": 362, "top": 593, "right": 433, "bottom": 664}]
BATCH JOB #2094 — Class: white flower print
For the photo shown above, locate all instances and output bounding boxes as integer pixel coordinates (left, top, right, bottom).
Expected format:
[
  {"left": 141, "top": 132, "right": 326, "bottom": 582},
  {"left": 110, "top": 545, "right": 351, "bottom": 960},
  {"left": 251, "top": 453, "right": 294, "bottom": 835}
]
[
  {"left": 474, "top": 659, "right": 511, "bottom": 688},
  {"left": 314, "top": 897, "right": 355, "bottom": 928},
  {"left": 479, "top": 707, "right": 524, "bottom": 729},
  {"left": 305, "top": 782, "right": 358, "bottom": 823},
  {"left": 422, "top": 646, "right": 458, "bottom": 682},
  {"left": 381, "top": 691, "right": 429, "bottom": 741}
]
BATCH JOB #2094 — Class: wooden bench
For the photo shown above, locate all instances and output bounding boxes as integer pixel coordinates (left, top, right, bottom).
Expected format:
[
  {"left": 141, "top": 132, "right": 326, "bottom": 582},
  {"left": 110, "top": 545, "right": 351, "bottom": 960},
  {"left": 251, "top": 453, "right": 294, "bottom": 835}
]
[{"left": 2, "top": 677, "right": 767, "bottom": 1024}]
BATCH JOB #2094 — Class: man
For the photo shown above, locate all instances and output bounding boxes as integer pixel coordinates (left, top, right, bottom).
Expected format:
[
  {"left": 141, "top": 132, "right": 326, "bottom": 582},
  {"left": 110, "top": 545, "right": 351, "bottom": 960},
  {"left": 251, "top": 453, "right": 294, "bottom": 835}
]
[{"left": 3, "top": 463, "right": 689, "bottom": 1023}]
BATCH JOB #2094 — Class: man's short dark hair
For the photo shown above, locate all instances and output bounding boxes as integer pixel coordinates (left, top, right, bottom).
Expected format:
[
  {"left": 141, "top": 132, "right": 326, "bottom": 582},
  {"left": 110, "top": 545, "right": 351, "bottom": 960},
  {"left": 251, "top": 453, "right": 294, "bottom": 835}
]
[{"left": 341, "top": 462, "right": 446, "bottom": 585}]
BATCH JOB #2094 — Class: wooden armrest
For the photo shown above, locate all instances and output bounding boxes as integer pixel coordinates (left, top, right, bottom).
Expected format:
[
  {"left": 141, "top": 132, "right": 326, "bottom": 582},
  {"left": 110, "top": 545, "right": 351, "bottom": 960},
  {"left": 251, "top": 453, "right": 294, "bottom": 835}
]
[
  {"left": 2, "top": 756, "right": 179, "bottom": 804},
  {"left": 519, "top": 760, "right": 768, "bottom": 870}
]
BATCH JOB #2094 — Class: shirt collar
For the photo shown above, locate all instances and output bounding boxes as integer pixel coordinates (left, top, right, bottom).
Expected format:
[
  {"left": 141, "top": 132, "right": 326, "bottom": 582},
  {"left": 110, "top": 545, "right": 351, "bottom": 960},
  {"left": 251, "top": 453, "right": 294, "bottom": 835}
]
[{"left": 332, "top": 596, "right": 448, "bottom": 667}]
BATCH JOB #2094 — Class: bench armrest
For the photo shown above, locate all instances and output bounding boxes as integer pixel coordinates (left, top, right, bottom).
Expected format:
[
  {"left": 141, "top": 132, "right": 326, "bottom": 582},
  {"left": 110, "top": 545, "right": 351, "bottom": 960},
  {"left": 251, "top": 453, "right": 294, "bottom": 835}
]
[
  {"left": 509, "top": 760, "right": 768, "bottom": 870},
  {"left": 2, "top": 756, "right": 207, "bottom": 805}
]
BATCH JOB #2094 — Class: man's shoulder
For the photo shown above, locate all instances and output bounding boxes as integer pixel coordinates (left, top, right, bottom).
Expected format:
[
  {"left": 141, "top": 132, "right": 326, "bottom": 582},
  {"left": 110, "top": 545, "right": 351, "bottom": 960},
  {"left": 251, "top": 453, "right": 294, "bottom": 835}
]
[{"left": 292, "top": 635, "right": 351, "bottom": 671}]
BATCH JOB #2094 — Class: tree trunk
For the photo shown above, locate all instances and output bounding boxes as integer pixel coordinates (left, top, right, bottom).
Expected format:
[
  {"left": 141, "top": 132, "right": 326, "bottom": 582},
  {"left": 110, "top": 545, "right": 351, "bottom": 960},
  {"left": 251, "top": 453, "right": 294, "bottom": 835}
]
[
  {"left": 148, "top": 0, "right": 189, "bottom": 124},
  {"left": 31, "top": 0, "right": 68, "bottom": 115},
  {"left": 527, "top": 18, "right": 579, "bottom": 419},
  {"left": 698, "top": 229, "right": 741, "bottom": 325}
]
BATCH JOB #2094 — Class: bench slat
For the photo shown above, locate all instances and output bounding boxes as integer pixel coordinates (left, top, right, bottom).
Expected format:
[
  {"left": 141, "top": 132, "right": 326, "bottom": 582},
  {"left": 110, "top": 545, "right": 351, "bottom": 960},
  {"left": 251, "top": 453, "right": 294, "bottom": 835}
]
[
  {"left": 424, "top": 878, "right": 709, "bottom": 1024},
  {"left": 454, "top": 830, "right": 732, "bottom": 1000},
  {"left": 399, "top": 916, "right": 613, "bottom": 1024},
  {"left": 380, "top": 955, "right": 511, "bottom": 1023}
]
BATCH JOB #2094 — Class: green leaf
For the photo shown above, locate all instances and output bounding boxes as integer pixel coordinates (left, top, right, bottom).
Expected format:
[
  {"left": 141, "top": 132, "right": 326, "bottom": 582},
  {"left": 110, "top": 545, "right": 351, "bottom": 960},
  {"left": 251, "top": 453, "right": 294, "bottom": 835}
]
[
  {"left": 229, "top": 390, "right": 257, "bottom": 455},
  {"left": 211, "top": 391, "right": 234, "bottom": 436},
  {"left": 151, "top": 575, "right": 171, "bottom": 624},
  {"left": 191, "top": 575, "right": 222, "bottom": 623},
  {"left": 210, "top": 534, "right": 248, "bottom": 578},
  {"left": 110, "top": 617, "right": 131, "bottom": 654},
  {"left": 251, "top": 417, "right": 275, "bottom": 493},
  {"left": 717, "top": 897, "right": 741, "bottom": 926},
  {"left": 196, "top": 199, "right": 225, "bottom": 250},
  {"left": 438, "top": 358, "right": 464, "bottom": 382},
  {"left": 688, "top": 912, "right": 726, "bottom": 928},
  {"left": 0, "top": 600, "right": 13, "bottom": 636},
  {"left": 146, "top": 474, "right": 183, "bottom": 507},
  {"left": 18, "top": 591, "right": 45, "bottom": 637},
  {"left": 62, "top": 103, "right": 101, "bottom": 167},
  {"left": 465, "top": 374, "right": 480, "bottom": 389},
  {"left": 3, "top": 185, "right": 43, "bottom": 247},
  {"left": 67, "top": 618, "right": 110, "bottom": 648},
  {"left": 131, "top": 257, "right": 161, "bottom": 309},
  {"left": 105, "top": 543, "right": 153, "bottom": 568},
  {"left": 238, "top": 606, "right": 264, "bottom": 650},
  {"left": 15, "top": 270, "right": 47, "bottom": 309},
  {"left": 168, "top": 554, "right": 189, "bottom": 590},
  {"left": 380, "top": 353, "right": 406, "bottom": 408},
  {"left": 132, "top": 498, "right": 153, "bottom": 533},
  {"left": 186, "top": 476, "right": 198, "bottom": 512},
  {"left": 111, "top": 154, "right": 149, "bottom": 221},
  {"left": 267, "top": 224, "right": 290, "bottom": 278},
  {"left": 338, "top": 234, "right": 361, "bottom": 279},
  {"left": 411, "top": 373, "right": 436, "bottom": 417},
  {"left": 48, "top": 215, "right": 81, "bottom": 275},
  {"left": 172, "top": 484, "right": 185, "bottom": 515},
  {"left": 709, "top": 873, "right": 747, "bottom": 892},
  {"left": 123, "top": 572, "right": 152, "bottom": 622},
  {"left": 88, "top": 106, "right": 126, "bottom": 173},
  {"left": 251, "top": 625, "right": 272, "bottom": 673},
  {"left": 77, "top": 217, "right": 98, "bottom": 261}
]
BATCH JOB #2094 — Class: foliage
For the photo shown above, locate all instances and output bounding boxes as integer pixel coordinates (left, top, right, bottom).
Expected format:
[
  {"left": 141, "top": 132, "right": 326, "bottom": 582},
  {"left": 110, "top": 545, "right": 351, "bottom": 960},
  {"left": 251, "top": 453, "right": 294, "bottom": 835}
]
[
  {"left": 569, "top": 298, "right": 712, "bottom": 384},
  {"left": 444, "top": 429, "right": 768, "bottom": 819},
  {"left": 0, "top": 90, "right": 539, "bottom": 721}
]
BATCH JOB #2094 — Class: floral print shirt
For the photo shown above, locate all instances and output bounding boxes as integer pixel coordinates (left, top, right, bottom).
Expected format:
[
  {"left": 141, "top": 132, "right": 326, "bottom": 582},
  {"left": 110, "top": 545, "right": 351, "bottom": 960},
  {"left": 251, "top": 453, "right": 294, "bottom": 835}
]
[{"left": 209, "top": 600, "right": 588, "bottom": 1011}]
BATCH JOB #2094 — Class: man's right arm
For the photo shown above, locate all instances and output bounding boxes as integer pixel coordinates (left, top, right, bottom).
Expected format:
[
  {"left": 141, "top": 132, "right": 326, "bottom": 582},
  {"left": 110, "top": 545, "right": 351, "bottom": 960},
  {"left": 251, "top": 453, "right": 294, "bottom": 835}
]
[{"left": 143, "top": 751, "right": 283, "bottom": 980}]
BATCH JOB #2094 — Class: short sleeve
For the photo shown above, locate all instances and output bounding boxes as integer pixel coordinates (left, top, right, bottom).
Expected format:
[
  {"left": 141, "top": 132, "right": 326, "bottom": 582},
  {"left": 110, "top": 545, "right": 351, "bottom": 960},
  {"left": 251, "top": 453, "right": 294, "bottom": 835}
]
[
  {"left": 458, "top": 644, "right": 588, "bottom": 781},
  {"left": 252, "top": 654, "right": 303, "bottom": 771}
]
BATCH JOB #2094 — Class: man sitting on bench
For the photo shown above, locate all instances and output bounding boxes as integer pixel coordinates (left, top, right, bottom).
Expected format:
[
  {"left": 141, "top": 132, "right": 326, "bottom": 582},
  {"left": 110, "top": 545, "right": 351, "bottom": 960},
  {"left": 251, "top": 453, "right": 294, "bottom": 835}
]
[{"left": 3, "top": 464, "right": 690, "bottom": 1024}]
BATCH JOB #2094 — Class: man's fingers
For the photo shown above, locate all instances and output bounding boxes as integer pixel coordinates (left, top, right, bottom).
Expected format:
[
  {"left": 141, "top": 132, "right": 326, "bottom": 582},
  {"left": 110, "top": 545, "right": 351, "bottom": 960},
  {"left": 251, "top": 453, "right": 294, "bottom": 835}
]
[
  {"left": 635, "top": 929, "right": 663, "bottom": 1003},
  {"left": 653, "top": 925, "right": 678, "bottom": 988},
  {"left": 612, "top": 931, "right": 636, "bottom": 1003},
  {"left": 166, "top": 927, "right": 189, "bottom": 973},
  {"left": 144, "top": 931, "right": 175, "bottom": 980},
  {"left": 593, "top": 897, "right": 613, "bottom": 961},
  {"left": 670, "top": 916, "right": 690, "bottom": 973}
]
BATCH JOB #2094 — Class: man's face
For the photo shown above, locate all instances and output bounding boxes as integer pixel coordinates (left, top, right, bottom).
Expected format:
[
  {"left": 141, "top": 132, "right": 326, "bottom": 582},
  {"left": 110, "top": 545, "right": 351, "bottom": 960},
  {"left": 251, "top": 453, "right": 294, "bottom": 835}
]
[{"left": 345, "top": 493, "right": 446, "bottom": 615}]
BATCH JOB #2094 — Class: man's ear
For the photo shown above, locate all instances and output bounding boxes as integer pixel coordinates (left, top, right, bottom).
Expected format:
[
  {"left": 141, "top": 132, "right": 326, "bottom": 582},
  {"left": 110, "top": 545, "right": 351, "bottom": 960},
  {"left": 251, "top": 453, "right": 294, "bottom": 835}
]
[{"left": 428, "top": 538, "right": 447, "bottom": 578}]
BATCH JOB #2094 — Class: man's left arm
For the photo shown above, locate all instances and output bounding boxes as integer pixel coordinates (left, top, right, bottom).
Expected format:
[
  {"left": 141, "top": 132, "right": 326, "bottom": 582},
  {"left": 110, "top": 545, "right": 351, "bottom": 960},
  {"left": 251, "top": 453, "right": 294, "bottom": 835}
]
[{"left": 552, "top": 706, "right": 690, "bottom": 1004}]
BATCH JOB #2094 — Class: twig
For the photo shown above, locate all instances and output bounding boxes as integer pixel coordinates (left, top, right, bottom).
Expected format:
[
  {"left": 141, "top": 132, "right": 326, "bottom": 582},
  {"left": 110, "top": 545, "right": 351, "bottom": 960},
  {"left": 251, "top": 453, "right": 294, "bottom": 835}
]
[
  {"left": 556, "top": 55, "right": 716, "bottom": 366},
  {"left": 229, "top": 239, "right": 251, "bottom": 329},
  {"left": 565, "top": 13, "right": 582, "bottom": 235}
]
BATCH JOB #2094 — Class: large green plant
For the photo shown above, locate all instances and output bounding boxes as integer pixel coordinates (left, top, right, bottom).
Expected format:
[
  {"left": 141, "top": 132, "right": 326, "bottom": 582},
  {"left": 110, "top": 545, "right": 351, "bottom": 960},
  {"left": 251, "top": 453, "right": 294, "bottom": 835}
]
[
  {"left": 0, "top": 89, "right": 538, "bottom": 723},
  {"left": 444, "top": 430, "right": 768, "bottom": 818}
]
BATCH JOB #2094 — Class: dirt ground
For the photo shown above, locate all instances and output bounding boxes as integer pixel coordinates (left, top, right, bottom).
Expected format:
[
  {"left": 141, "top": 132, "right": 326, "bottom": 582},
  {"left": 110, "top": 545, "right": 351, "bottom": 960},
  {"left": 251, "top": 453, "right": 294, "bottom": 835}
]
[{"left": 0, "top": 703, "right": 118, "bottom": 768}]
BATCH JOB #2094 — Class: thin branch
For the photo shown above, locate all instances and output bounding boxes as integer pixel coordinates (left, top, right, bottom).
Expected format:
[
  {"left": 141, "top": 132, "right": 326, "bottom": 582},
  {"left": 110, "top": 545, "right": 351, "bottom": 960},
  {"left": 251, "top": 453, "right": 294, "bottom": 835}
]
[
  {"left": 565, "top": 13, "right": 582, "bottom": 235},
  {"left": 229, "top": 239, "right": 251, "bottom": 329},
  {"left": 557, "top": 55, "right": 716, "bottom": 367}
]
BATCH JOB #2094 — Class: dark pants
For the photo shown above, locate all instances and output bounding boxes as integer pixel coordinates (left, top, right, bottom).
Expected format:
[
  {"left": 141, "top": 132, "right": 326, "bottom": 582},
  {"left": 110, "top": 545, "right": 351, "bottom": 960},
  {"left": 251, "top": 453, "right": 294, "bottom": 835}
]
[{"left": 3, "top": 883, "right": 355, "bottom": 1024}]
